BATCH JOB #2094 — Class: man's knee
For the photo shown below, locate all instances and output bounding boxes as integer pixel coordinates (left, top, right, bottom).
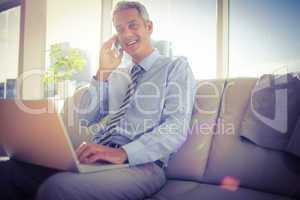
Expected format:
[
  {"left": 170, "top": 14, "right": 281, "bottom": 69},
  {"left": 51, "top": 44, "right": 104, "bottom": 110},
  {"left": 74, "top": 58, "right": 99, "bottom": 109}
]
[
  {"left": 36, "top": 173, "right": 74, "bottom": 200},
  {"left": 36, "top": 172, "right": 102, "bottom": 200},
  {"left": 36, "top": 172, "right": 119, "bottom": 200}
]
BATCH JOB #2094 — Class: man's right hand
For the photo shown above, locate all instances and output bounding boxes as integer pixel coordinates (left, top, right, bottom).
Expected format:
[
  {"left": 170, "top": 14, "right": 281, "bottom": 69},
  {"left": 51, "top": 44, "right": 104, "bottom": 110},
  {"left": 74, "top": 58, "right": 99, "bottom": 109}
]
[{"left": 96, "top": 35, "right": 123, "bottom": 80}]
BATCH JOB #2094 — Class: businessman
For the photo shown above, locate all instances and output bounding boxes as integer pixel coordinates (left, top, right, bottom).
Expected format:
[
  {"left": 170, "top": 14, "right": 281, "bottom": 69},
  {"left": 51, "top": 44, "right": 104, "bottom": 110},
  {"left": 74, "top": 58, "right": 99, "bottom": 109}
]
[{"left": 0, "top": 1, "right": 196, "bottom": 200}]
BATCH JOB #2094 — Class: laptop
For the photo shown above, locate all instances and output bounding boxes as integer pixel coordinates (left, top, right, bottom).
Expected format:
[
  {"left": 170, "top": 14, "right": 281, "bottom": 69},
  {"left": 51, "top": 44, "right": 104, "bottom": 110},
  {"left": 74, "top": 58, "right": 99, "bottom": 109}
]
[{"left": 0, "top": 99, "right": 129, "bottom": 173}]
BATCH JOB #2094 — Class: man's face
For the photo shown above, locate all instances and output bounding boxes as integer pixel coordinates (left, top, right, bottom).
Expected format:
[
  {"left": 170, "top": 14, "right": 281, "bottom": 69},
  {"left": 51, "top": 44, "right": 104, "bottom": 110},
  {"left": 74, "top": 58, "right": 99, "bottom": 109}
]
[{"left": 113, "top": 8, "right": 153, "bottom": 62}]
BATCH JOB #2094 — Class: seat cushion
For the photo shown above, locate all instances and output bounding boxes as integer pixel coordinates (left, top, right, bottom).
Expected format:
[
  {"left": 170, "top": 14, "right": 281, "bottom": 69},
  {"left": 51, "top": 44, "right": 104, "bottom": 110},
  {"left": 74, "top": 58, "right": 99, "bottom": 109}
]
[
  {"left": 147, "top": 180, "right": 295, "bottom": 200},
  {"left": 146, "top": 180, "right": 200, "bottom": 200}
]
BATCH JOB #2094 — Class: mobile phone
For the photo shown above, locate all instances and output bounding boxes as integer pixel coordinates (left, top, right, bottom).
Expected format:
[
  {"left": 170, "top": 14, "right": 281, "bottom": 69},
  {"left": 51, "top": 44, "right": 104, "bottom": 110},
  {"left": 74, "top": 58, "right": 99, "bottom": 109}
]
[{"left": 114, "top": 38, "right": 122, "bottom": 52}]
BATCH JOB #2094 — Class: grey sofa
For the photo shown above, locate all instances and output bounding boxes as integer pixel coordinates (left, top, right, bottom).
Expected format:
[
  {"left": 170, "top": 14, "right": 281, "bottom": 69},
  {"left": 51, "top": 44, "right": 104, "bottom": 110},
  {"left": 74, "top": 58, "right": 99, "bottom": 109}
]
[{"left": 63, "top": 78, "right": 300, "bottom": 200}]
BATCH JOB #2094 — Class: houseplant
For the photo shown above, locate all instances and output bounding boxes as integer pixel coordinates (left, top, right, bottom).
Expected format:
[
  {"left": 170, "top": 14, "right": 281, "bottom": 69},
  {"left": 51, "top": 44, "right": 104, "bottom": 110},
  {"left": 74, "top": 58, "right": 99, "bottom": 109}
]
[{"left": 44, "top": 43, "right": 86, "bottom": 98}]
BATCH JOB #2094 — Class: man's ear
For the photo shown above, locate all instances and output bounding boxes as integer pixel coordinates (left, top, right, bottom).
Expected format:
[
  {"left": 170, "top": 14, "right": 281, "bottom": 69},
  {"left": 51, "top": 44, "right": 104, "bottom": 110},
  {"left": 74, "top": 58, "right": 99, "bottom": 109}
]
[{"left": 146, "top": 20, "right": 153, "bottom": 34}]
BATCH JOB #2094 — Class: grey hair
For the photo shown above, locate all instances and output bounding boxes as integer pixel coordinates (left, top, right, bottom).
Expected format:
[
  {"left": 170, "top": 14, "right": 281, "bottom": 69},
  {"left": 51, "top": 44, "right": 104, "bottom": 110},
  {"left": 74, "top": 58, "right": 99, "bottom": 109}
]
[{"left": 112, "top": 1, "right": 150, "bottom": 22}]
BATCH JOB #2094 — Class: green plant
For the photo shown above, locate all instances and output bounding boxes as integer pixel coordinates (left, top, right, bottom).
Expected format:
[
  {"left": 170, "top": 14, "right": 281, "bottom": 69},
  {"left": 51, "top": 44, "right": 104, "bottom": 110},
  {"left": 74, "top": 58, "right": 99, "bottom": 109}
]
[{"left": 43, "top": 43, "right": 86, "bottom": 84}]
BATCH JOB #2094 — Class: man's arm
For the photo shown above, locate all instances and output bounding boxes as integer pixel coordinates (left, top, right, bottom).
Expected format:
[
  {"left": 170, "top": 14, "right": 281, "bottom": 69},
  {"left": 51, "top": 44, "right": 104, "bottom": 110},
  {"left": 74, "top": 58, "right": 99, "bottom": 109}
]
[
  {"left": 77, "top": 78, "right": 109, "bottom": 126},
  {"left": 122, "top": 57, "right": 196, "bottom": 166},
  {"left": 77, "top": 35, "right": 123, "bottom": 126},
  {"left": 75, "top": 35, "right": 127, "bottom": 164}
]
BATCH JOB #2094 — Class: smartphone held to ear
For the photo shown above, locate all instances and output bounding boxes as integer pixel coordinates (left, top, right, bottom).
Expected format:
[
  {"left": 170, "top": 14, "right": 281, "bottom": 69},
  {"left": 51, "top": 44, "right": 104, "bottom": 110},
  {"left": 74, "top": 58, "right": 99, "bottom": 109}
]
[{"left": 114, "top": 39, "right": 123, "bottom": 54}]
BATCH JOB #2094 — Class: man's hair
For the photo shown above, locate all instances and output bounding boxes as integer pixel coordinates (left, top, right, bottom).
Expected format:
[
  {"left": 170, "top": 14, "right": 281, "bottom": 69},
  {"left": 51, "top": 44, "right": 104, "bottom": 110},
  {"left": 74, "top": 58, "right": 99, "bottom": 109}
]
[{"left": 112, "top": 1, "right": 150, "bottom": 23}]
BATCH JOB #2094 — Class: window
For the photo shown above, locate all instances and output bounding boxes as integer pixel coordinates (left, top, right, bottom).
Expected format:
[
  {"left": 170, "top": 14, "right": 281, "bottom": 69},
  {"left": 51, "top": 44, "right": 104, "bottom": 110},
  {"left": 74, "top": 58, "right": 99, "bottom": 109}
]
[
  {"left": 46, "top": 0, "right": 102, "bottom": 80},
  {"left": 0, "top": 6, "right": 20, "bottom": 82},
  {"left": 113, "top": 0, "right": 217, "bottom": 79},
  {"left": 229, "top": 0, "right": 300, "bottom": 77}
]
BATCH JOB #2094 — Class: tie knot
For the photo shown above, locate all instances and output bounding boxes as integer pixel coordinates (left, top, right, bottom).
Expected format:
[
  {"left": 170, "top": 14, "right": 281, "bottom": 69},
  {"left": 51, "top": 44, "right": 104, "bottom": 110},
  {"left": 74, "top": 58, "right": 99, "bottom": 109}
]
[{"left": 130, "top": 64, "right": 143, "bottom": 76}]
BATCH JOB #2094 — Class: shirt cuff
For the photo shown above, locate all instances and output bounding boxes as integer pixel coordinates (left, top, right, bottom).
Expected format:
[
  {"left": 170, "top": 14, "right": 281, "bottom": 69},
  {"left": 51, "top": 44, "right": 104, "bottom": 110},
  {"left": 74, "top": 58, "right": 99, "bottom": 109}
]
[
  {"left": 91, "top": 76, "right": 108, "bottom": 87},
  {"left": 122, "top": 141, "right": 146, "bottom": 166}
]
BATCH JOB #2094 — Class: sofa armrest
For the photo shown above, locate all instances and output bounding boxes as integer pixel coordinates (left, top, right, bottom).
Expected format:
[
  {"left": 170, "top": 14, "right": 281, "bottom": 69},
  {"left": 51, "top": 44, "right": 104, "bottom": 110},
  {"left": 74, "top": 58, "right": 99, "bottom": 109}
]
[{"left": 62, "top": 85, "right": 94, "bottom": 148}]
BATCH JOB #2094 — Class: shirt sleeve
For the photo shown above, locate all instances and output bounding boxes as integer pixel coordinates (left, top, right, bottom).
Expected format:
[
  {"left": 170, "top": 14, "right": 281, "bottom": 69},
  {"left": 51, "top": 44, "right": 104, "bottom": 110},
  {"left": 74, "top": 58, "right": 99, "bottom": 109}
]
[
  {"left": 122, "top": 57, "right": 196, "bottom": 166},
  {"left": 77, "top": 77, "right": 109, "bottom": 127}
]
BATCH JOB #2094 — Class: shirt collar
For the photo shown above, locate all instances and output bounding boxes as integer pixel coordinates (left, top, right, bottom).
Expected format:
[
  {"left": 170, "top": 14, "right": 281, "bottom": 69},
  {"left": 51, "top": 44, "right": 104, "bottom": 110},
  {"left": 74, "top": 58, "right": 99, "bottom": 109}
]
[{"left": 132, "top": 49, "right": 160, "bottom": 72}]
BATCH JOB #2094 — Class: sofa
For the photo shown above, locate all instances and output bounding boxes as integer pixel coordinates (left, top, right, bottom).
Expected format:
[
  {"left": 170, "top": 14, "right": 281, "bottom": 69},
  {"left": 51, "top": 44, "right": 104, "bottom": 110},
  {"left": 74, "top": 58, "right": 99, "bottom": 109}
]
[{"left": 63, "top": 77, "right": 300, "bottom": 200}]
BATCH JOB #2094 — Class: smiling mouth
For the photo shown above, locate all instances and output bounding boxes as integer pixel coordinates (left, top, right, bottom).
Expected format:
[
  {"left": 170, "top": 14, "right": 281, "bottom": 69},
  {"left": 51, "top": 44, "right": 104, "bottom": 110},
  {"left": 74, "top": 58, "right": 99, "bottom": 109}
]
[{"left": 126, "top": 40, "right": 138, "bottom": 47}]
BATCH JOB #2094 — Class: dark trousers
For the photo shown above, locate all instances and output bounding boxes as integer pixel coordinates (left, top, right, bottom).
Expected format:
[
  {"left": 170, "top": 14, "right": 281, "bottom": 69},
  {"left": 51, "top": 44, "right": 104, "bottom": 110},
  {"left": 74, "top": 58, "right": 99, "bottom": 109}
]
[{"left": 0, "top": 159, "right": 58, "bottom": 200}]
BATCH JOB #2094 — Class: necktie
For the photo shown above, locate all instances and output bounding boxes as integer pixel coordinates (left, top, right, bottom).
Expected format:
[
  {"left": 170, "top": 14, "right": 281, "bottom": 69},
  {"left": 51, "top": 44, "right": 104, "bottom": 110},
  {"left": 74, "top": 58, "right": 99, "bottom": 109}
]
[{"left": 96, "top": 64, "right": 143, "bottom": 146}]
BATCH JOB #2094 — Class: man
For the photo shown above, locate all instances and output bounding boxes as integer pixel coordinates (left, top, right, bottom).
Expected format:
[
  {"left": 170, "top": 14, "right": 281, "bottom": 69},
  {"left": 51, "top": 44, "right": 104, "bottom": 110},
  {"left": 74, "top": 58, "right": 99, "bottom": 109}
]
[{"left": 0, "top": 1, "right": 196, "bottom": 200}]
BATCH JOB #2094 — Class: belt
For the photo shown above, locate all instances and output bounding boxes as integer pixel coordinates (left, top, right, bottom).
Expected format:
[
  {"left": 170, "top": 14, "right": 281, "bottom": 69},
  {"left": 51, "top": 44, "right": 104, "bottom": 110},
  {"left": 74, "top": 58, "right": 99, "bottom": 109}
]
[{"left": 107, "top": 142, "right": 121, "bottom": 148}]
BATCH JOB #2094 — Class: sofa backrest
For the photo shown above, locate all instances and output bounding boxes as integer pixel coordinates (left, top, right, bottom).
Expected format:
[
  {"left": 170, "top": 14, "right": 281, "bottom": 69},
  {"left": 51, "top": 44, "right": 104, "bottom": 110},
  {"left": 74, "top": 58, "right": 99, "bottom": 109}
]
[
  {"left": 201, "top": 78, "right": 300, "bottom": 198},
  {"left": 166, "top": 79, "right": 225, "bottom": 181}
]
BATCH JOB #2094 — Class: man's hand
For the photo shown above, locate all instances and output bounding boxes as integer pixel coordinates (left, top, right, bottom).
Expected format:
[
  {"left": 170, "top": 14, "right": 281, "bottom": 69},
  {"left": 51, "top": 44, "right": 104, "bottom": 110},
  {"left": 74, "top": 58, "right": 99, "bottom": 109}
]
[
  {"left": 96, "top": 35, "right": 123, "bottom": 80},
  {"left": 75, "top": 142, "right": 128, "bottom": 165}
]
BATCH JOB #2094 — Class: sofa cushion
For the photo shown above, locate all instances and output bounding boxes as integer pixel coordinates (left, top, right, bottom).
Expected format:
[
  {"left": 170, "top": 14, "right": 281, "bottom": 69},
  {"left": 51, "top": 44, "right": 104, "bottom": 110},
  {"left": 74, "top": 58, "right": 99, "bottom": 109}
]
[
  {"left": 146, "top": 180, "right": 200, "bottom": 200},
  {"left": 240, "top": 73, "right": 300, "bottom": 153},
  {"left": 202, "top": 78, "right": 300, "bottom": 198},
  {"left": 147, "top": 181, "right": 295, "bottom": 200},
  {"left": 165, "top": 79, "right": 225, "bottom": 181}
]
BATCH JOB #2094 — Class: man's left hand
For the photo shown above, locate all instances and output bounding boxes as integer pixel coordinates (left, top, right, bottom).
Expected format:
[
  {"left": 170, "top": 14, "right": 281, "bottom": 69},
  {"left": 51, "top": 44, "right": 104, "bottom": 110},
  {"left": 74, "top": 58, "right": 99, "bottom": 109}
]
[{"left": 75, "top": 142, "right": 128, "bottom": 165}]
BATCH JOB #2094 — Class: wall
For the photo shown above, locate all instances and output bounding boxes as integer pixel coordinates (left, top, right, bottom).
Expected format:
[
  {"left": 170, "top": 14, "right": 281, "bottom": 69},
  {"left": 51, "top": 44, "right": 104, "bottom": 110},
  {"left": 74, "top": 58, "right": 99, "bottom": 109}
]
[{"left": 18, "top": 0, "right": 46, "bottom": 99}]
